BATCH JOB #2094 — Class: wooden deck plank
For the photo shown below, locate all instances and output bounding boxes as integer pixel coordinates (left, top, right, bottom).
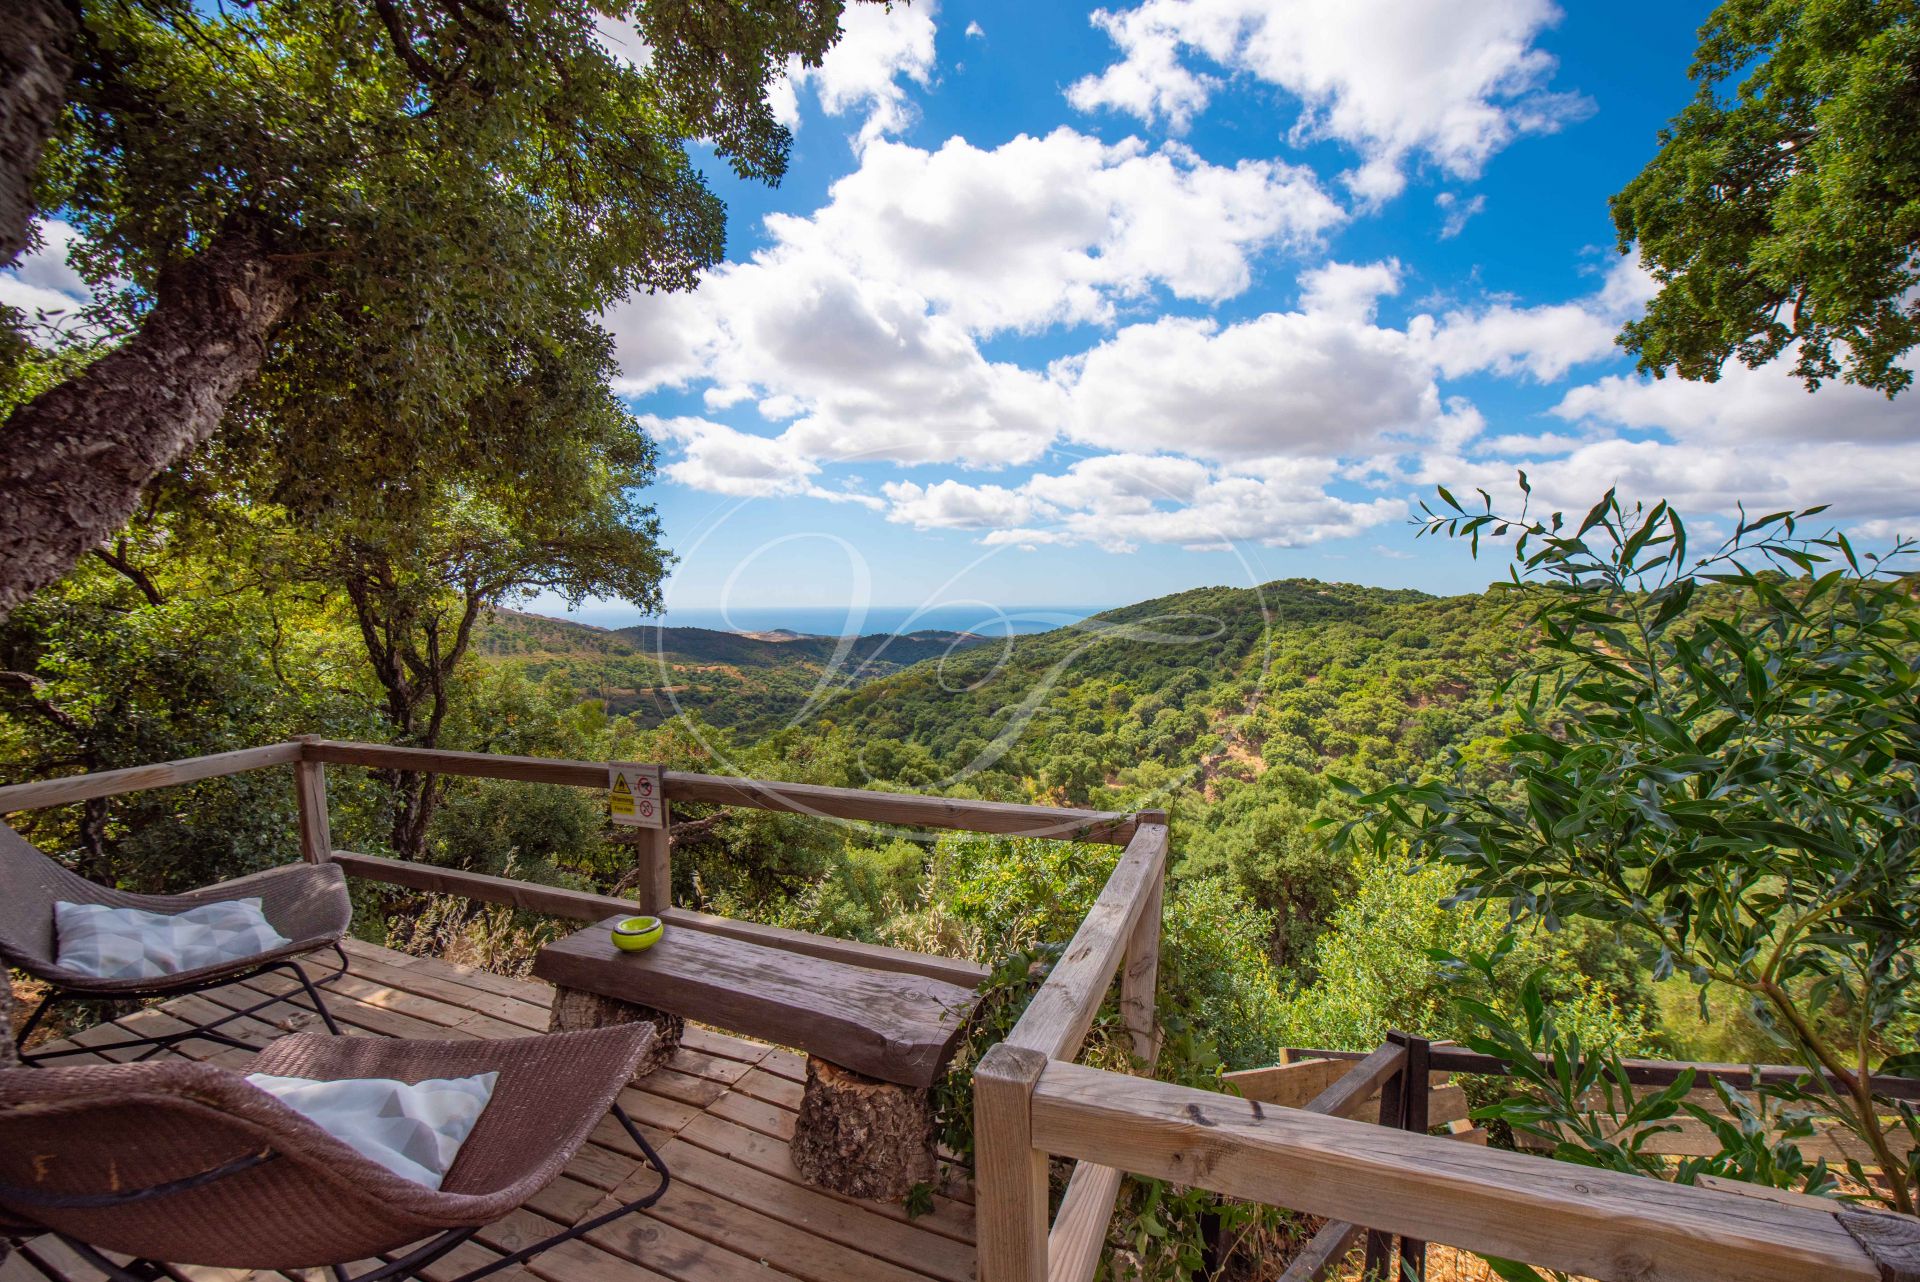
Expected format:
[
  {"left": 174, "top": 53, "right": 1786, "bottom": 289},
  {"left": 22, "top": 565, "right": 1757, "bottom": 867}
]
[
  {"left": 613, "top": 1084, "right": 706, "bottom": 1137},
  {"left": 732, "top": 1068, "right": 804, "bottom": 1111},
  {"left": 242, "top": 965, "right": 496, "bottom": 1035},
  {"left": 640, "top": 1066, "right": 732, "bottom": 1109},
  {"left": 0, "top": 1246, "right": 60, "bottom": 1282},
  {"left": 472, "top": 1208, "right": 674, "bottom": 1282},
  {"left": 658, "top": 1137, "right": 976, "bottom": 1282},
  {"left": 758, "top": 1046, "right": 807, "bottom": 1083},
  {"left": 679, "top": 1024, "right": 774, "bottom": 1066},
  {"left": 332, "top": 949, "right": 550, "bottom": 1031},
  {"left": 706, "top": 1088, "right": 797, "bottom": 1141},
  {"left": 220, "top": 973, "right": 474, "bottom": 1042},
  {"left": 677, "top": 1113, "right": 977, "bottom": 1246},
  {"left": 13, "top": 1239, "right": 108, "bottom": 1282},
  {"left": 340, "top": 938, "right": 551, "bottom": 1006},
  {"left": 668, "top": 1047, "right": 757, "bottom": 1086},
  {"left": 414, "top": 1235, "right": 539, "bottom": 1282},
  {"left": 596, "top": 1171, "right": 936, "bottom": 1282}
]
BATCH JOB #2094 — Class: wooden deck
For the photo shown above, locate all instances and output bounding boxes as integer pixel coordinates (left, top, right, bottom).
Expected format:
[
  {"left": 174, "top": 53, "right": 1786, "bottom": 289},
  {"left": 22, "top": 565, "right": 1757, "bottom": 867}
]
[{"left": 4, "top": 939, "right": 978, "bottom": 1282}]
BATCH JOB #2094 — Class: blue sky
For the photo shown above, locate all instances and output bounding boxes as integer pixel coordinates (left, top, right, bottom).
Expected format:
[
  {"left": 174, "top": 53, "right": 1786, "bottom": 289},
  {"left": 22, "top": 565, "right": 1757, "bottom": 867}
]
[{"left": 12, "top": 0, "right": 1916, "bottom": 630}]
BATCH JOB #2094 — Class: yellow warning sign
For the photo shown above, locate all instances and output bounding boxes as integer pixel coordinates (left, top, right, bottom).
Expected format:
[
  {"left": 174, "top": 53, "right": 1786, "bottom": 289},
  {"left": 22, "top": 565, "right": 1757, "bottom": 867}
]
[{"left": 608, "top": 763, "right": 664, "bottom": 828}]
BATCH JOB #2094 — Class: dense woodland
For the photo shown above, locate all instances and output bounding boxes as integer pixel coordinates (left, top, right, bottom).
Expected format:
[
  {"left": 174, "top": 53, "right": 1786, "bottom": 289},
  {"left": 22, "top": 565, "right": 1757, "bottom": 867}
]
[
  {"left": 476, "top": 610, "right": 990, "bottom": 728},
  {"left": 0, "top": 565, "right": 1694, "bottom": 1066}
]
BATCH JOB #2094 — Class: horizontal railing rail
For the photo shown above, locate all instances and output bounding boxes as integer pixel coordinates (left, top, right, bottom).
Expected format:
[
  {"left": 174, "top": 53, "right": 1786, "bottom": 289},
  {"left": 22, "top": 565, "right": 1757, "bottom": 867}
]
[
  {"left": 299, "top": 740, "right": 1145, "bottom": 844},
  {"left": 1009, "top": 1058, "right": 1902, "bottom": 1282},
  {"left": 330, "top": 849, "right": 989, "bottom": 987},
  {"left": 1279, "top": 1042, "right": 1920, "bottom": 1104},
  {"left": 0, "top": 742, "right": 305, "bottom": 813},
  {"left": 0, "top": 737, "right": 1145, "bottom": 992},
  {"left": 978, "top": 986, "right": 1920, "bottom": 1282}
]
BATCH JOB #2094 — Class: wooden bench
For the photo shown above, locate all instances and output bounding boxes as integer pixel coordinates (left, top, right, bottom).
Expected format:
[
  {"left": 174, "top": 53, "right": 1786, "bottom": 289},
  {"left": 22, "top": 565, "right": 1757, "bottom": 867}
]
[{"left": 532, "top": 916, "right": 984, "bottom": 1200}]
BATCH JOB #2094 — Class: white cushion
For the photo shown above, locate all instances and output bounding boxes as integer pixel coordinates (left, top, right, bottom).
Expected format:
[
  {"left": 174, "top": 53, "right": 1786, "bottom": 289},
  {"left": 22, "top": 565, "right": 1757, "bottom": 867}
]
[
  {"left": 54, "top": 898, "right": 292, "bottom": 981},
  {"left": 246, "top": 1071, "right": 498, "bottom": 1190}
]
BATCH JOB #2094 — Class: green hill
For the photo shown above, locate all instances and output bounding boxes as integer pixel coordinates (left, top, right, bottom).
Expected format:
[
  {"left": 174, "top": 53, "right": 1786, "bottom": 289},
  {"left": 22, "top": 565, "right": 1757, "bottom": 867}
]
[
  {"left": 474, "top": 609, "right": 990, "bottom": 730},
  {"left": 759, "top": 579, "right": 1527, "bottom": 964},
  {"left": 797, "top": 578, "right": 1521, "bottom": 800},
  {"left": 478, "top": 581, "right": 1527, "bottom": 965}
]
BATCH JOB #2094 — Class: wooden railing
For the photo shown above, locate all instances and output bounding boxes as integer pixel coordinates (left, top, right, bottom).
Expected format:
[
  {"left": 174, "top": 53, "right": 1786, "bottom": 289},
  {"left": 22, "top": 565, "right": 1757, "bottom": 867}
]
[
  {"left": 977, "top": 991, "right": 1920, "bottom": 1282},
  {"left": 974, "top": 813, "right": 1169, "bottom": 1282},
  {"left": 23, "top": 742, "right": 1899, "bottom": 1281},
  {"left": 978, "top": 1029, "right": 1918, "bottom": 1282},
  {"left": 0, "top": 737, "right": 1161, "bottom": 994}
]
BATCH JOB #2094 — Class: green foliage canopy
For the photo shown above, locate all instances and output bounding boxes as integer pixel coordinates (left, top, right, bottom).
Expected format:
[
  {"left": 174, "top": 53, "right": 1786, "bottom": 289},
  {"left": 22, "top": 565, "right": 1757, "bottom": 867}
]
[
  {"left": 1614, "top": 0, "right": 1920, "bottom": 394},
  {"left": 1350, "top": 484, "right": 1920, "bottom": 1211}
]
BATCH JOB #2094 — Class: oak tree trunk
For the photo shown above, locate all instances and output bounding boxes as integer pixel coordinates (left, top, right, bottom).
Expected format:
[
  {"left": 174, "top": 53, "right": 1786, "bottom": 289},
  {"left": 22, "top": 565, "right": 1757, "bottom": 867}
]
[
  {"left": 0, "top": 221, "right": 297, "bottom": 618},
  {"left": 0, "top": 0, "right": 74, "bottom": 267}
]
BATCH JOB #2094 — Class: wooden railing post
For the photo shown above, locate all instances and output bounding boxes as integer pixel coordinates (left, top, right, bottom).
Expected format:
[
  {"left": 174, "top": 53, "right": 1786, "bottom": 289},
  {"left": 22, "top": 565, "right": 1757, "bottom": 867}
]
[
  {"left": 633, "top": 795, "right": 671, "bottom": 914},
  {"left": 1364, "top": 1032, "right": 1411, "bottom": 1279},
  {"left": 292, "top": 735, "right": 333, "bottom": 863},
  {"left": 1397, "top": 1033, "right": 1433, "bottom": 1280},
  {"left": 1119, "top": 811, "right": 1167, "bottom": 1066},
  {"left": 976, "top": 1043, "right": 1050, "bottom": 1282}
]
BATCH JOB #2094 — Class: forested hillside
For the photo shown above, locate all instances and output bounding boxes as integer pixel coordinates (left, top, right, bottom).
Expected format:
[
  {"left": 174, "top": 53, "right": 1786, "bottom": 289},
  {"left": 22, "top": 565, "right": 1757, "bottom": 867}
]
[
  {"left": 469, "top": 579, "right": 1540, "bottom": 978},
  {"left": 767, "top": 578, "right": 1532, "bottom": 967},
  {"left": 9, "top": 528, "right": 1910, "bottom": 1267},
  {"left": 474, "top": 609, "right": 988, "bottom": 729}
]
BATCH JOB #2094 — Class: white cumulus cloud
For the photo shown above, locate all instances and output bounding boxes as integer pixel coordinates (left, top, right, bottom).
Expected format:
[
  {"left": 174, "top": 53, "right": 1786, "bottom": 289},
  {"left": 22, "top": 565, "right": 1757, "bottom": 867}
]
[
  {"left": 602, "top": 127, "right": 1345, "bottom": 471},
  {"left": 781, "top": 0, "right": 939, "bottom": 147},
  {"left": 1067, "top": 0, "right": 1591, "bottom": 201},
  {"left": 884, "top": 455, "right": 1406, "bottom": 552},
  {"left": 768, "top": 131, "right": 1341, "bottom": 335},
  {"left": 1, "top": 219, "right": 93, "bottom": 319},
  {"left": 1552, "top": 348, "right": 1919, "bottom": 446}
]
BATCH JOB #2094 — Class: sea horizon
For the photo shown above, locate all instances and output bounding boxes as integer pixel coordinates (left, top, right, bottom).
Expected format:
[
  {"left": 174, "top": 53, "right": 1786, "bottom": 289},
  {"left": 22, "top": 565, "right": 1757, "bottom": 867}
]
[{"left": 533, "top": 602, "right": 1110, "bottom": 637}]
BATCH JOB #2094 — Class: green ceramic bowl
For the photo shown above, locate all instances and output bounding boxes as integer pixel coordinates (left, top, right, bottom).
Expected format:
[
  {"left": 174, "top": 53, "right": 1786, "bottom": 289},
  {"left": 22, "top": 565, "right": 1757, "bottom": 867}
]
[{"left": 611, "top": 915, "right": 664, "bottom": 952}]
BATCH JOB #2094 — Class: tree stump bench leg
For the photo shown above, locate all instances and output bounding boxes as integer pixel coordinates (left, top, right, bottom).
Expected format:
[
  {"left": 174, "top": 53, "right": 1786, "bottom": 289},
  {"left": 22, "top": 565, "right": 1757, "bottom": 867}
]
[
  {"left": 790, "top": 1056, "right": 935, "bottom": 1201},
  {"left": 547, "top": 985, "right": 681, "bottom": 1078}
]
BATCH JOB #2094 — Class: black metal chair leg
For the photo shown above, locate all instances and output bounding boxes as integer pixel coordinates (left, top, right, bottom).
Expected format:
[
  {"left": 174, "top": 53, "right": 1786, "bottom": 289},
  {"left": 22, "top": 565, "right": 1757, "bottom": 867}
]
[
  {"left": 12, "top": 991, "right": 55, "bottom": 1057},
  {"left": 289, "top": 960, "right": 345, "bottom": 1036},
  {"left": 15, "top": 946, "right": 350, "bottom": 1067},
  {"left": 439, "top": 1104, "right": 670, "bottom": 1282},
  {"left": 54, "top": 1236, "right": 168, "bottom": 1282}
]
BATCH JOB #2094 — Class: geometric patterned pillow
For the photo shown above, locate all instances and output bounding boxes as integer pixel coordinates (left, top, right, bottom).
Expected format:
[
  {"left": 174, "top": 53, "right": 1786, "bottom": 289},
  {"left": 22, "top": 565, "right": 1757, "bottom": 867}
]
[
  {"left": 244, "top": 1071, "right": 499, "bottom": 1189},
  {"left": 53, "top": 897, "right": 291, "bottom": 981}
]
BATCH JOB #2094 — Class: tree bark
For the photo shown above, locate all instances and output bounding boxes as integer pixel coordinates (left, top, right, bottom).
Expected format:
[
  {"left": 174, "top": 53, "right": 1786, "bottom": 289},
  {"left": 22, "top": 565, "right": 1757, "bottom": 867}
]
[
  {"left": 0, "top": 0, "right": 75, "bottom": 267},
  {"left": 547, "top": 986, "right": 682, "bottom": 1078},
  {"left": 342, "top": 569, "right": 487, "bottom": 859},
  {"left": 790, "top": 1056, "right": 937, "bottom": 1201},
  {"left": 0, "top": 221, "right": 297, "bottom": 618}
]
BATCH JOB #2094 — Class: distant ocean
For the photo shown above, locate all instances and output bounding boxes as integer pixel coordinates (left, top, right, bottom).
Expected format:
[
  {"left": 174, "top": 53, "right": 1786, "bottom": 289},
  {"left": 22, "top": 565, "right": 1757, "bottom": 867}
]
[{"left": 550, "top": 603, "right": 1106, "bottom": 637}]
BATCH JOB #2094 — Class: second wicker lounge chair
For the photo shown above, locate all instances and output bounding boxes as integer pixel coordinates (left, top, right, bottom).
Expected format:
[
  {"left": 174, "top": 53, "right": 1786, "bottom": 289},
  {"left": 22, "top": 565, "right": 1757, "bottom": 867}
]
[
  {"left": 0, "top": 1024, "right": 670, "bottom": 1282},
  {"left": 0, "top": 820, "right": 352, "bottom": 1064}
]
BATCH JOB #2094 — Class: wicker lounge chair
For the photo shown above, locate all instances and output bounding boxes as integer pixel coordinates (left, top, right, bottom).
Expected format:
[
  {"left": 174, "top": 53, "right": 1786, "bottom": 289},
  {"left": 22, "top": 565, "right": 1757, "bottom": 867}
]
[
  {"left": 0, "top": 820, "right": 352, "bottom": 1064},
  {"left": 0, "top": 1024, "right": 669, "bottom": 1281}
]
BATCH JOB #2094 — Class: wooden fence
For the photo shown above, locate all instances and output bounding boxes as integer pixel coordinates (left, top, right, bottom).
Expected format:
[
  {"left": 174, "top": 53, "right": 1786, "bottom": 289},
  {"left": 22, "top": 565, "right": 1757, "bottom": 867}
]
[
  {"left": 8, "top": 742, "right": 1917, "bottom": 1282},
  {"left": 976, "top": 1016, "right": 1920, "bottom": 1282},
  {"left": 0, "top": 736, "right": 1163, "bottom": 999},
  {"left": 973, "top": 932, "right": 1920, "bottom": 1282}
]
